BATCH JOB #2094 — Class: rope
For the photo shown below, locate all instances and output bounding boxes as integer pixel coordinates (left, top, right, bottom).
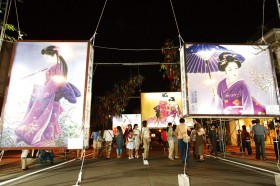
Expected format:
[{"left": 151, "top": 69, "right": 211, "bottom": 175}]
[
  {"left": 260, "top": 0, "right": 267, "bottom": 44},
  {"left": 13, "top": 0, "right": 23, "bottom": 40},
  {"left": 90, "top": 0, "right": 108, "bottom": 45},
  {"left": 169, "top": 0, "right": 184, "bottom": 47},
  {"left": 0, "top": 0, "right": 12, "bottom": 53},
  {"left": 94, "top": 45, "right": 179, "bottom": 51}
]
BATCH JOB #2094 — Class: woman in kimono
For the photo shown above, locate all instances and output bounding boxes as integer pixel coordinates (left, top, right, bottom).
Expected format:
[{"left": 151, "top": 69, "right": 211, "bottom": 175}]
[
  {"left": 15, "top": 45, "right": 81, "bottom": 146},
  {"left": 212, "top": 52, "right": 256, "bottom": 115}
]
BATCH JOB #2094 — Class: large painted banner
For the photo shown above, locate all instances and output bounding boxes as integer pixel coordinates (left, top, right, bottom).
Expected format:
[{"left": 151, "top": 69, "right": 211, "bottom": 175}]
[
  {"left": 141, "top": 92, "right": 183, "bottom": 128},
  {"left": 183, "top": 44, "right": 280, "bottom": 117},
  {"left": 112, "top": 114, "right": 142, "bottom": 133},
  {"left": 0, "top": 41, "right": 92, "bottom": 149}
]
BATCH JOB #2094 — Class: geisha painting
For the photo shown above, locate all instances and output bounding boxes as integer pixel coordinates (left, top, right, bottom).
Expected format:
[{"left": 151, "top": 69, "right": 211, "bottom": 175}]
[
  {"left": 185, "top": 44, "right": 280, "bottom": 116},
  {"left": 0, "top": 41, "right": 90, "bottom": 148}
]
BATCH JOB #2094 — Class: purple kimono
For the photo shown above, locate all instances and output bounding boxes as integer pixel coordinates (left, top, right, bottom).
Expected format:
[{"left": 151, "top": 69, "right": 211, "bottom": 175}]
[
  {"left": 213, "top": 79, "right": 266, "bottom": 115},
  {"left": 15, "top": 64, "right": 81, "bottom": 146}
]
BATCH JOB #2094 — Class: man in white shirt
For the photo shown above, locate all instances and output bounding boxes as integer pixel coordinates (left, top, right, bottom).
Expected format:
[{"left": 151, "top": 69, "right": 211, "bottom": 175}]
[{"left": 141, "top": 120, "right": 151, "bottom": 160}]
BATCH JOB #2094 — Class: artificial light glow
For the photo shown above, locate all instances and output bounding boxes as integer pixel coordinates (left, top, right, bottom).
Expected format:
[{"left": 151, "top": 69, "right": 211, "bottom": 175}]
[
  {"left": 52, "top": 75, "right": 65, "bottom": 83},
  {"left": 204, "top": 78, "right": 217, "bottom": 86},
  {"left": 195, "top": 49, "right": 215, "bottom": 61}
]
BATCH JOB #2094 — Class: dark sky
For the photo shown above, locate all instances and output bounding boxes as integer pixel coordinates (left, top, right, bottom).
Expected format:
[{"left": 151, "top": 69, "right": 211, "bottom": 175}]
[{"left": 6, "top": 0, "right": 280, "bottom": 100}]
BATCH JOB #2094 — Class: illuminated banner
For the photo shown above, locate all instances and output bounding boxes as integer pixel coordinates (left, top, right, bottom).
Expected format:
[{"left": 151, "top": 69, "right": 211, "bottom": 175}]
[
  {"left": 141, "top": 92, "right": 183, "bottom": 128},
  {"left": 183, "top": 43, "right": 280, "bottom": 117},
  {"left": 112, "top": 114, "right": 142, "bottom": 133},
  {"left": 180, "top": 46, "right": 188, "bottom": 116},
  {"left": 0, "top": 41, "right": 91, "bottom": 149}
]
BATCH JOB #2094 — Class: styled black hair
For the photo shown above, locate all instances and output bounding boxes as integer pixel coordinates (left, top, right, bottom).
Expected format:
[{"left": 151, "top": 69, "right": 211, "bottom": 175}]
[
  {"left": 117, "top": 126, "right": 122, "bottom": 132},
  {"left": 255, "top": 119, "right": 260, "bottom": 123},
  {"left": 142, "top": 120, "right": 147, "bottom": 127},
  {"left": 218, "top": 52, "right": 242, "bottom": 71},
  {"left": 41, "top": 45, "right": 68, "bottom": 78},
  {"left": 179, "top": 118, "right": 185, "bottom": 123},
  {"left": 133, "top": 124, "right": 138, "bottom": 129}
]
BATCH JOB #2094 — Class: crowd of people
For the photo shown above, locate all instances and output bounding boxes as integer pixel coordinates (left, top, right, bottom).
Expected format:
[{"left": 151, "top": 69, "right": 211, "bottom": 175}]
[
  {"left": 89, "top": 118, "right": 222, "bottom": 163},
  {"left": 91, "top": 120, "right": 152, "bottom": 160},
  {"left": 20, "top": 118, "right": 271, "bottom": 170}
]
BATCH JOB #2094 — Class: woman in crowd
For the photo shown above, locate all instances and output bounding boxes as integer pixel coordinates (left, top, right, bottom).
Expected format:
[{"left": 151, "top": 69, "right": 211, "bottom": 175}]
[
  {"left": 194, "top": 121, "right": 205, "bottom": 162},
  {"left": 115, "top": 126, "right": 124, "bottom": 158},
  {"left": 133, "top": 124, "right": 141, "bottom": 158},
  {"left": 103, "top": 124, "right": 114, "bottom": 159},
  {"left": 127, "top": 129, "right": 135, "bottom": 159},
  {"left": 124, "top": 124, "right": 132, "bottom": 156}
]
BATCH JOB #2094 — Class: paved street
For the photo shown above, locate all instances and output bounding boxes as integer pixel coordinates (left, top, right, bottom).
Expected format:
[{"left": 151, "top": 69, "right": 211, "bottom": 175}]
[{"left": 1, "top": 142, "right": 280, "bottom": 186}]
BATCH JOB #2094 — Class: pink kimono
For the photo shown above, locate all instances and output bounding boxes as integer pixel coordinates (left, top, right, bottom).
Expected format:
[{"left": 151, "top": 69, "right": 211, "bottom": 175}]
[{"left": 15, "top": 64, "right": 81, "bottom": 146}]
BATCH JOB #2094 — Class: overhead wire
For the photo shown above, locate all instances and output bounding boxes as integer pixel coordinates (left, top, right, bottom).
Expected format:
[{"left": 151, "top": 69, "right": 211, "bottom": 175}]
[
  {"left": 0, "top": 0, "right": 12, "bottom": 52},
  {"left": 94, "top": 45, "right": 180, "bottom": 51},
  {"left": 14, "top": 0, "right": 22, "bottom": 40},
  {"left": 260, "top": 0, "right": 267, "bottom": 44},
  {"left": 90, "top": 0, "right": 108, "bottom": 45},
  {"left": 169, "top": 0, "right": 184, "bottom": 48}
]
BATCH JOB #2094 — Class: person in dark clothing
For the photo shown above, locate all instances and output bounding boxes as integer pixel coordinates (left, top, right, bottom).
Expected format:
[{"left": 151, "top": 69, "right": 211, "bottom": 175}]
[
  {"left": 252, "top": 119, "right": 268, "bottom": 160},
  {"left": 241, "top": 125, "right": 252, "bottom": 155},
  {"left": 208, "top": 124, "right": 218, "bottom": 157}
]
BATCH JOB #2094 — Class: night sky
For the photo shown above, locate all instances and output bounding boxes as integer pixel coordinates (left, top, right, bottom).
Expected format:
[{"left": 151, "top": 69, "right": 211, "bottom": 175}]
[{"left": 5, "top": 0, "right": 280, "bottom": 112}]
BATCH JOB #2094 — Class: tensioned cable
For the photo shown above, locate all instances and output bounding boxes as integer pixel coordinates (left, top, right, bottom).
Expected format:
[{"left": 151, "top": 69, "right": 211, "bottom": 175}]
[
  {"left": 90, "top": 0, "right": 108, "bottom": 45},
  {"left": 94, "top": 45, "right": 179, "bottom": 51},
  {"left": 260, "top": 0, "right": 267, "bottom": 44},
  {"left": 0, "top": 0, "right": 12, "bottom": 52},
  {"left": 14, "top": 0, "right": 22, "bottom": 40},
  {"left": 169, "top": 0, "right": 184, "bottom": 47}
]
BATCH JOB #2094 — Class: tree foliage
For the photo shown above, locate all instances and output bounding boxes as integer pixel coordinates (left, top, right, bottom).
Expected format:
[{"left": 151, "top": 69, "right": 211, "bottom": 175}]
[{"left": 95, "top": 74, "right": 144, "bottom": 128}]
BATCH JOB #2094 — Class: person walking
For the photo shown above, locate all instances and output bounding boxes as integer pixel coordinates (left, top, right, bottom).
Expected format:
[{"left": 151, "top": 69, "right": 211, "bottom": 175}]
[
  {"left": 194, "top": 122, "right": 205, "bottom": 162},
  {"left": 252, "top": 119, "right": 268, "bottom": 160},
  {"left": 115, "top": 126, "right": 124, "bottom": 158},
  {"left": 176, "top": 118, "right": 191, "bottom": 163},
  {"left": 167, "top": 122, "right": 175, "bottom": 160},
  {"left": 91, "top": 128, "right": 102, "bottom": 159},
  {"left": 208, "top": 124, "right": 218, "bottom": 157},
  {"left": 141, "top": 120, "right": 151, "bottom": 160},
  {"left": 103, "top": 125, "right": 114, "bottom": 159}
]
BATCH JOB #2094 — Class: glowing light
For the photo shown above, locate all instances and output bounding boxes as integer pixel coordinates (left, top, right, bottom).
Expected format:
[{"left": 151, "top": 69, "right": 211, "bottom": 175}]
[
  {"left": 195, "top": 49, "right": 215, "bottom": 61},
  {"left": 204, "top": 78, "right": 217, "bottom": 86},
  {"left": 52, "top": 75, "right": 65, "bottom": 83}
]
